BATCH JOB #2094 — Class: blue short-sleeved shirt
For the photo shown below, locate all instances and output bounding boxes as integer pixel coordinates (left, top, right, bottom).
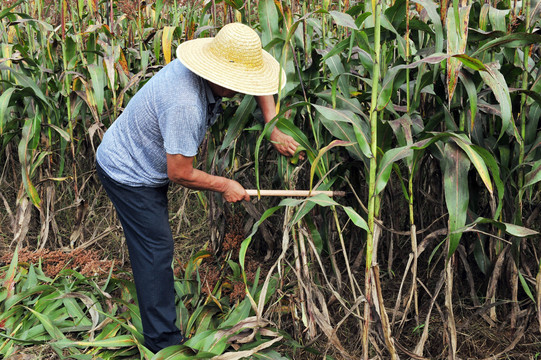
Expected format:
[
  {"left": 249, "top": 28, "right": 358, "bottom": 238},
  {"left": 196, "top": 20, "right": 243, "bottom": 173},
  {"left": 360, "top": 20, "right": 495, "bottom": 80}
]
[{"left": 96, "top": 60, "right": 221, "bottom": 187}]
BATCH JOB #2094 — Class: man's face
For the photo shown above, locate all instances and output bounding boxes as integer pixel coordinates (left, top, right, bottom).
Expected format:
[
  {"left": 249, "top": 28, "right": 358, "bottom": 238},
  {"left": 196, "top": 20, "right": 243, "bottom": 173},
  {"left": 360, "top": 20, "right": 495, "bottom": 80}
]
[{"left": 208, "top": 81, "right": 237, "bottom": 98}]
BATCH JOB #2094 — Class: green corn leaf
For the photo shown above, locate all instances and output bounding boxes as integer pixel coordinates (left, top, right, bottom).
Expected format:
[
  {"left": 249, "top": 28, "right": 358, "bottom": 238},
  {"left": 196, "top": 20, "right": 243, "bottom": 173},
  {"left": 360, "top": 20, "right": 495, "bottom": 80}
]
[
  {"left": 518, "top": 271, "right": 535, "bottom": 303},
  {"left": 63, "top": 35, "right": 78, "bottom": 69},
  {"left": 328, "top": 10, "right": 358, "bottom": 29},
  {"left": 458, "top": 71, "right": 478, "bottom": 129},
  {"left": 286, "top": 186, "right": 341, "bottom": 225},
  {"left": 0, "top": 332, "right": 47, "bottom": 345},
  {"left": 18, "top": 119, "right": 41, "bottom": 209},
  {"left": 377, "top": 53, "right": 448, "bottom": 110},
  {"left": 314, "top": 104, "right": 371, "bottom": 160},
  {"left": 0, "top": 0, "right": 24, "bottom": 19},
  {"left": 152, "top": 345, "right": 204, "bottom": 359},
  {"left": 376, "top": 147, "right": 412, "bottom": 196},
  {"left": 325, "top": 54, "right": 350, "bottom": 99},
  {"left": 195, "top": 306, "right": 220, "bottom": 334},
  {"left": 0, "top": 87, "right": 16, "bottom": 136},
  {"left": 45, "top": 123, "right": 70, "bottom": 141},
  {"left": 30, "top": 151, "right": 50, "bottom": 179},
  {"left": 478, "top": 62, "right": 512, "bottom": 140},
  {"left": 473, "top": 236, "right": 490, "bottom": 275},
  {"left": 306, "top": 194, "right": 340, "bottom": 207},
  {"left": 374, "top": 136, "right": 445, "bottom": 196},
  {"left": 291, "top": 200, "right": 318, "bottom": 225},
  {"left": 259, "top": 0, "right": 280, "bottom": 48},
  {"left": 472, "top": 33, "right": 541, "bottom": 56},
  {"left": 87, "top": 63, "right": 106, "bottom": 115},
  {"left": 0, "top": 66, "right": 49, "bottom": 106},
  {"left": 451, "top": 135, "right": 493, "bottom": 194},
  {"left": 23, "top": 265, "right": 38, "bottom": 292},
  {"left": 58, "top": 292, "right": 100, "bottom": 331},
  {"left": 177, "top": 297, "right": 190, "bottom": 335},
  {"left": 503, "top": 223, "right": 539, "bottom": 237},
  {"left": 186, "top": 305, "right": 205, "bottom": 335},
  {"left": 184, "top": 329, "right": 229, "bottom": 355},
  {"left": 153, "top": 0, "right": 165, "bottom": 26},
  {"left": 412, "top": 0, "right": 443, "bottom": 53},
  {"left": 29, "top": 113, "right": 41, "bottom": 151},
  {"left": 443, "top": 142, "right": 470, "bottom": 259},
  {"left": 16, "top": 323, "right": 49, "bottom": 342},
  {"left": 53, "top": 334, "right": 136, "bottom": 349},
  {"left": 466, "top": 218, "right": 538, "bottom": 237},
  {"left": 488, "top": 6, "right": 510, "bottom": 32},
  {"left": 320, "top": 37, "right": 351, "bottom": 62},
  {"left": 239, "top": 206, "right": 282, "bottom": 272},
  {"left": 25, "top": 307, "right": 65, "bottom": 340},
  {"left": 284, "top": 12, "right": 311, "bottom": 44},
  {"left": 220, "top": 96, "right": 256, "bottom": 151},
  {"left": 35, "top": 295, "right": 63, "bottom": 316},
  {"left": 64, "top": 355, "right": 94, "bottom": 360},
  {"left": 380, "top": 12, "right": 407, "bottom": 59},
  {"left": 343, "top": 206, "right": 368, "bottom": 231},
  {"left": 279, "top": 198, "right": 307, "bottom": 207},
  {"left": 218, "top": 298, "right": 252, "bottom": 330},
  {"left": 227, "top": 260, "right": 241, "bottom": 279},
  {"left": 453, "top": 54, "right": 486, "bottom": 72},
  {"left": 309, "top": 140, "right": 354, "bottom": 191},
  {"left": 305, "top": 216, "right": 324, "bottom": 254},
  {"left": 61, "top": 297, "right": 92, "bottom": 326},
  {"left": 119, "top": 300, "right": 142, "bottom": 333},
  {"left": 317, "top": 90, "right": 365, "bottom": 115},
  {"left": 469, "top": 145, "right": 504, "bottom": 219},
  {"left": 524, "top": 160, "right": 541, "bottom": 188}
]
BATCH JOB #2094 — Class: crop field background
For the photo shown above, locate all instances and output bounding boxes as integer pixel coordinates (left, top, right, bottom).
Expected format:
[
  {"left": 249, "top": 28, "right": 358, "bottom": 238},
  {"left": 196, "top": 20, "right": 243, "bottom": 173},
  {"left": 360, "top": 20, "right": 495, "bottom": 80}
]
[{"left": 1, "top": 0, "right": 541, "bottom": 359}]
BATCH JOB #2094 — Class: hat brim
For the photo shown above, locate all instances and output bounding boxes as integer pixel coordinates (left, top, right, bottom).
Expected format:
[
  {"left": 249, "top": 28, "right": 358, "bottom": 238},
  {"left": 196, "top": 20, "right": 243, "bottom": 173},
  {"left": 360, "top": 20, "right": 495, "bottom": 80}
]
[{"left": 176, "top": 38, "right": 286, "bottom": 96}]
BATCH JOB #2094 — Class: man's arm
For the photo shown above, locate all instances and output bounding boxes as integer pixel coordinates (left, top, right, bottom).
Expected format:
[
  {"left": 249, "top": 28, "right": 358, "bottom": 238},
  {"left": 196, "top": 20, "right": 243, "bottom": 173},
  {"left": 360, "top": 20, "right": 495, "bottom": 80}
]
[
  {"left": 167, "top": 153, "right": 249, "bottom": 202},
  {"left": 255, "top": 95, "right": 304, "bottom": 160}
]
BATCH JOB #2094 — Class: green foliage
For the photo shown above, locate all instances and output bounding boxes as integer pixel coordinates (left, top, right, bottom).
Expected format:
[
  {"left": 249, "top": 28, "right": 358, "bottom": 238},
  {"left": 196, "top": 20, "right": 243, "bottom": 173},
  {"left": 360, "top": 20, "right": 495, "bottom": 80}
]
[
  {"left": 1, "top": 0, "right": 541, "bottom": 357},
  {"left": 0, "top": 248, "right": 288, "bottom": 359}
]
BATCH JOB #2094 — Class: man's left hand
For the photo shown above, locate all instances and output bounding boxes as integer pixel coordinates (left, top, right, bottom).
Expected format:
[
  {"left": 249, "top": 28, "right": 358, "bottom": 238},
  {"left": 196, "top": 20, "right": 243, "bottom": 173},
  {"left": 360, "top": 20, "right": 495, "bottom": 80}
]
[
  {"left": 255, "top": 95, "right": 305, "bottom": 161},
  {"left": 270, "top": 127, "right": 305, "bottom": 160}
]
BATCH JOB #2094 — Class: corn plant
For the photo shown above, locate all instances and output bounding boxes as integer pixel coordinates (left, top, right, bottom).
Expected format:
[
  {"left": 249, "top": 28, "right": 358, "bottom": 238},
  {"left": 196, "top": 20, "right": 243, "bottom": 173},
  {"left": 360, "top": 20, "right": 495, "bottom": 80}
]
[
  {"left": 2, "top": 0, "right": 541, "bottom": 359},
  {"left": 241, "top": 0, "right": 541, "bottom": 358}
]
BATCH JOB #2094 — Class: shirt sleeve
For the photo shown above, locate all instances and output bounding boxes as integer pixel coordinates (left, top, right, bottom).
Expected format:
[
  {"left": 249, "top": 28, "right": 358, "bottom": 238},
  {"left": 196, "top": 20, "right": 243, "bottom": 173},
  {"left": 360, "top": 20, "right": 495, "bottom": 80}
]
[{"left": 159, "top": 104, "right": 207, "bottom": 157}]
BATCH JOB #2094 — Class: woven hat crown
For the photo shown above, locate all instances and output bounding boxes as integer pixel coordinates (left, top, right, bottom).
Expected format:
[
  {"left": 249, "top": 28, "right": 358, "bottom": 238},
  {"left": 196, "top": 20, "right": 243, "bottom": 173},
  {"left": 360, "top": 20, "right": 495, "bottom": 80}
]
[
  {"left": 176, "top": 22, "right": 286, "bottom": 95},
  {"left": 209, "top": 23, "right": 264, "bottom": 70}
]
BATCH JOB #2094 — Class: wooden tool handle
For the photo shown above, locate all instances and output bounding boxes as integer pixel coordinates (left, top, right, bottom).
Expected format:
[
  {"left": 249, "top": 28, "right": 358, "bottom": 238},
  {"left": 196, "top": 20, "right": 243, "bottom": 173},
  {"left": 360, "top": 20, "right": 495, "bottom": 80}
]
[{"left": 246, "top": 189, "right": 346, "bottom": 197}]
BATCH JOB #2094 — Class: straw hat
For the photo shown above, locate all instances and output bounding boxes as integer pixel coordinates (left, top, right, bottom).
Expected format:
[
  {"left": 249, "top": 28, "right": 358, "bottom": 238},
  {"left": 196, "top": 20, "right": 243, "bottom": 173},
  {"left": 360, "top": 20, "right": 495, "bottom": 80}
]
[{"left": 176, "top": 23, "right": 286, "bottom": 96}]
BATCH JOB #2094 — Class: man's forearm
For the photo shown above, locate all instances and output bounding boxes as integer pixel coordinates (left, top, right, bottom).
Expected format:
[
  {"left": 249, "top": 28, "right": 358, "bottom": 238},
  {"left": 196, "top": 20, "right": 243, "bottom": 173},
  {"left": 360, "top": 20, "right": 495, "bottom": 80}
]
[
  {"left": 172, "top": 167, "right": 230, "bottom": 193},
  {"left": 255, "top": 95, "right": 277, "bottom": 124}
]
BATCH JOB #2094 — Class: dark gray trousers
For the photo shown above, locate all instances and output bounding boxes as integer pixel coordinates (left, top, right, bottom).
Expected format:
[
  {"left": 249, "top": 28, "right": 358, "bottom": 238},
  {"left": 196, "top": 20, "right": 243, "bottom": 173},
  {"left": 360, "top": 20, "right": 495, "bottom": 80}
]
[{"left": 96, "top": 162, "right": 183, "bottom": 353}]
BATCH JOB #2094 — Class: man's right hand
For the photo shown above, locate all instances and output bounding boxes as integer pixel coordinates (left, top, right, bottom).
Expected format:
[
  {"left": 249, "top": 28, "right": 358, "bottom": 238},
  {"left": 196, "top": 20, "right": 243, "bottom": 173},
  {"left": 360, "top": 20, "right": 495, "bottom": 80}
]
[
  {"left": 167, "top": 154, "right": 249, "bottom": 203},
  {"left": 222, "top": 179, "right": 250, "bottom": 203}
]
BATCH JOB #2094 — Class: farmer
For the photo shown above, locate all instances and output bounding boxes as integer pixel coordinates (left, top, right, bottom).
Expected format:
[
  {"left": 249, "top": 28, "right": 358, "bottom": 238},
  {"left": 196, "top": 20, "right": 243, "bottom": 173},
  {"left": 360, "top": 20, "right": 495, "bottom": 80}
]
[{"left": 95, "top": 22, "right": 301, "bottom": 353}]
